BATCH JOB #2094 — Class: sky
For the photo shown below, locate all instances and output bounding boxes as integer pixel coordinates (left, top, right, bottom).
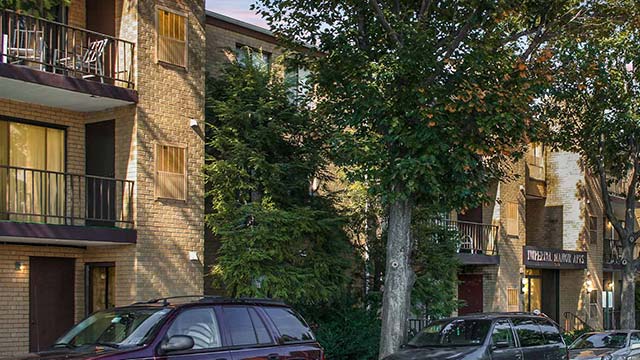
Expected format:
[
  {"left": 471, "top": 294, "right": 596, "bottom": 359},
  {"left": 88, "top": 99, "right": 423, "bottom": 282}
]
[{"left": 205, "top": 0, "right": 268, "bottom": 28}]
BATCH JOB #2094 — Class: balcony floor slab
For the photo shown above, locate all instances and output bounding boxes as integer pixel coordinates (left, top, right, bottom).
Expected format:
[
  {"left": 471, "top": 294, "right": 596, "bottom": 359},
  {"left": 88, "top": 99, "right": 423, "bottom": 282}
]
[{"left": 0, "top": 221, "right": 136, "bottom": 247}]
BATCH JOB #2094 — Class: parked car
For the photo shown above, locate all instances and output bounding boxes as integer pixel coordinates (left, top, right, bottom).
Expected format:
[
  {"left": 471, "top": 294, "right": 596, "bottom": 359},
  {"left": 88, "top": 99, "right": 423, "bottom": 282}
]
[
  {"left": 569, "top": 330, "right": 640, "bottom": 359},
  {"left": 384, "top": 312, "right": 569, "bottom": 360},
  {"left": 5, "top": 296, "right": 323, "bottom": 360}
]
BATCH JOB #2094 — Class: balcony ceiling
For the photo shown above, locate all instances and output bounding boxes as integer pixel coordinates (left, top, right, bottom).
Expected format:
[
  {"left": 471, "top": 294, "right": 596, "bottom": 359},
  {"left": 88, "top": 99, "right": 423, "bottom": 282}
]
[{"left": 0, "top": 63, "right": 137, "bottom": 112}]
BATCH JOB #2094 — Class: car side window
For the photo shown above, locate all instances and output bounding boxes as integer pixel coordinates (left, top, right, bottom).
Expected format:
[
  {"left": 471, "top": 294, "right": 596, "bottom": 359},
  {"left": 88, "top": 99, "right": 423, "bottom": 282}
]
[
  {"left": 513, "top": 318, "right": 545, "bottom": 347},
  {"left": 491, "top": 320, "right": 515, "bottom": 348},
  {"left": 535, "top": 319, "right": 563, "bottom": 345},
  {"left": 166, "top": 307, "right": 222, "bottom": 350},
  {"left": 263, "top": 307, "right": 315, "bottom": 343},
  {"left": 223, "top": 306, "right": 273, "bottom": 346},
  {"left": 630, "top": 333, "right": 640, "bottom": 346}
]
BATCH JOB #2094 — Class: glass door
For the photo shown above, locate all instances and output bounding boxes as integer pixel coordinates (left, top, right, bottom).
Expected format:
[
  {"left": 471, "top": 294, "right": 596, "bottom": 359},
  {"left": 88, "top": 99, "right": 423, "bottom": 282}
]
[
  {"left": 523, "top": 269, "right": 542, "bottom": 312},
  {"left": 85, "top": 263, "right": 115, "bottom": 315}
]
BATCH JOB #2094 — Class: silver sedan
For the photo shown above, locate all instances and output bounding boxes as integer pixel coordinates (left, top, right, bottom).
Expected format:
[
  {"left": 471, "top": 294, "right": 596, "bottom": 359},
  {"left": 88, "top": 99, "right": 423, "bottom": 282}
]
[{"left": 569, "top": 331, "right": 640, "bottom": 360}]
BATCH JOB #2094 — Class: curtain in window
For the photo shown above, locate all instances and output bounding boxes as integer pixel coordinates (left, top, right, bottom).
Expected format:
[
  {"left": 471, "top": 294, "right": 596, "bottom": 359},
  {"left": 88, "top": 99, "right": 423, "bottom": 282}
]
[{"left": 7, "top": 122, "right": 64, "bottom": 223}]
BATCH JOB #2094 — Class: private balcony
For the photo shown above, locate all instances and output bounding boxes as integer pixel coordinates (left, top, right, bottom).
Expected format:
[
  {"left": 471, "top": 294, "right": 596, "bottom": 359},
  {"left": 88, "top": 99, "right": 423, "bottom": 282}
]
[
  {"left": 0, "top": 9, "right": 137, "bottom": 112},
  {"left": 431, "top": 218, "right": 500, "bottom": 265},
  {"left": 0, "top": 165, "right": 136, "bottom": 246}
]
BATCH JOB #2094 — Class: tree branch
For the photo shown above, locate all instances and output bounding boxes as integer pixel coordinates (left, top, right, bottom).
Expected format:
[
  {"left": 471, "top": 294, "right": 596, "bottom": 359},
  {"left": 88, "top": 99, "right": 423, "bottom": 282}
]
[
  {"left": 369, "top": 0, "right": 403, "bottom": 46},
  {"left": 442, "top": 7, "right": 481, "bottom": 59},
  {"left": 418, "top": 0, "right": 432, "bottom": 21},
  {"left": 624, "top": 136, "right": 639, "bottom": 244},
  {"left": 597, "top": 136, "right": 626, "bottom": 238}
]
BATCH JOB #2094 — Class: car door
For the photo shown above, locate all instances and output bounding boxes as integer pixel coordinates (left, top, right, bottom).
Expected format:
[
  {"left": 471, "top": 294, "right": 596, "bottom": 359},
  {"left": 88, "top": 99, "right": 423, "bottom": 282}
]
[
  {"left": 512, "top": 317, "right": 550, "bottom": 360},
  {"left": 628, "top": 332, "right": 640, "bottom": 360},
  {"left": 159, "top": 306, "right": 231, "bottom": 360},
  {"left": 220, "top": 306, "right": 284, "bottom": 360},
  {"left": 535, "top": 318, "right": 567, "bottom": 360},
  {"left": 489, "top": 319, "right": 523, "bottom": 360}
]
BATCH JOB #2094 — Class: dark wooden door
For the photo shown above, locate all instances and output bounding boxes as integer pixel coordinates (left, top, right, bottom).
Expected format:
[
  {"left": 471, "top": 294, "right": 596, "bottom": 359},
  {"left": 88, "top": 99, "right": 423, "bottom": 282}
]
[
  {"left": 86, "top": 0, "right": 115, "bottom": 37},
  {"left": 458, "top": 274, "right": 483, "bottom": 315},
  {"left": 541, "top": 270, "right": 559, "bottom": 323},
  {"left": 86, "top": 120, "right": 115, "bottom": 227},
  {"left": 29, "top": 257, "right": 75, "bottom": 352}
]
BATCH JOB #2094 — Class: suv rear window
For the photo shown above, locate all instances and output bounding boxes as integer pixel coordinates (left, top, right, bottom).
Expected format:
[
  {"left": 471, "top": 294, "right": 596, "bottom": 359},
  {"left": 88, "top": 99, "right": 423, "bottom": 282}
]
[
  {"left": 513, "top": 318, "right": 545, "bottom": 347},
  {"left": 263, "top": 307, "right": 314, "bottom": 343}
]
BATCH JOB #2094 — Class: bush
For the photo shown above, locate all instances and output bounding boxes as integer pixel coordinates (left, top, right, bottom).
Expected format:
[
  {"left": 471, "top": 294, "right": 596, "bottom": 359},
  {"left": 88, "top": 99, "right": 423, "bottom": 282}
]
[{"left": 302, "top": 297, "right": 381, "bottom": 360}]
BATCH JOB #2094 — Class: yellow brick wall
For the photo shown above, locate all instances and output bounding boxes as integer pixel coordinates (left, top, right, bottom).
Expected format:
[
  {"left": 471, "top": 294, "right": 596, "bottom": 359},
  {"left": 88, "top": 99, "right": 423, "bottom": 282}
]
[
  {"left": 133, "top": 0, "right": 206, "bottom": 300},
  {"left": 68, "top": 0, "right": 86, "bottom": 29}
]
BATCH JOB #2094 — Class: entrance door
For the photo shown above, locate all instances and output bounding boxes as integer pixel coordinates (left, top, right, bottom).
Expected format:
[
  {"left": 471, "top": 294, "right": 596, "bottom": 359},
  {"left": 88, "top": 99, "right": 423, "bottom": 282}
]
[
  {"left": 86, "top": 263, "right": 115, "bottom": 315},
  {"left": 458, "top": 274, "right": 483, "bottom": 315},
  {"left": 86, "top": 0, "right": 115, "bottom": 81},
  {"left": 541, "top": 270, "right": 559, "bottom": 322},
  {"left": 86, "top": 120, "right": 115, "bottom": 227},
  {"left": 29, "top": 257, "right": 75, "bottom": 352}
]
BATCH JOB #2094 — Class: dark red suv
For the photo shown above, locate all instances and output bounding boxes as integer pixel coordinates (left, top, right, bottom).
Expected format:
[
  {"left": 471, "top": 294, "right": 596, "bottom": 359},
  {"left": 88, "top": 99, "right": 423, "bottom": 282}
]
[{"left": 9, "top": 296, "right": 323, "bottom": 360}]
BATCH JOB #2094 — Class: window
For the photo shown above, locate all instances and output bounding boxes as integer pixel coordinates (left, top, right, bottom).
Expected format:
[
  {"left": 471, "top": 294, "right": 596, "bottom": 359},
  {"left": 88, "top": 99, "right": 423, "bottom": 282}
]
[
  {"left": 222, "top": 306, "right": 272, "bottom": 346},
  {"left": 491, "top": 320, "right": 515, "bottom": 347},
  {"left": 155, "top": 144, "right": 186, "bottom": 200},
  {"left": 506, "top": 202, "right": 518, "bottom": 236},
  {"left": 166, "top": 308, "right": 222, "bottom": 350},
  {"left": 507, "top": 288, "right": 519, "bottom": 307},
  {"left": 535, "top": 319, "right": 563, "bottom": 345},
  {"left": 0, "top": 120, "right": 65, "bottom": 223},
  {"left": 236, "top": 44, "right": 271, "bottom": 70},
  {"left": 285, "top": 65, "right": 311, "bottom": 100},
  {"left": 528, "top": 143, "right": 545, "bottom": 180},
  {"left": 589, "top": 216, "right": 598, "bottom": 244},
  {"left": 512, "top": 318, "right": 545, "bottom": 347},
  {"left": 263, "top": 307, "right": 315, "bottom": 343},
  {"left": 86, "top": 263, "right": 115, "bottom": 315},
  {"left": 157, "top": 8, "right": 187, "bottom": 67},
  {"left": 630, "top": 332, "right": 640, "bottom": 346}
]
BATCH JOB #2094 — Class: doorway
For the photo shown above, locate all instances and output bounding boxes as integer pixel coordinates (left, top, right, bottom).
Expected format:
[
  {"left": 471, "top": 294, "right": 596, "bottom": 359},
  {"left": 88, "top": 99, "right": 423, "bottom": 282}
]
[
  {"left": 523, "top": 268, "right": 559, "bottom": 322},
  {"left": 85, "top": 263, "right": 115, "bottom": 315},
  {"left": 458, "top": 274, "right": 483, "bottom": 315},
  {"left": 86, "top": 120, "right": 115, "bottom": 227},
  {"left": 29, "top": 257, "right": 75, "bottom": 352}
]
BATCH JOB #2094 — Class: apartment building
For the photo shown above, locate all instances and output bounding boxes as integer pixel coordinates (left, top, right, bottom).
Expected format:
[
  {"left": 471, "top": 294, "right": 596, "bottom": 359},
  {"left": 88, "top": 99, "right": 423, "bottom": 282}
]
[
  {"left": 0, "top": 0, "right": 205, "bottom": 355},
  {"left": 452, "top": 143, "right": 636, "bottom": 330}
]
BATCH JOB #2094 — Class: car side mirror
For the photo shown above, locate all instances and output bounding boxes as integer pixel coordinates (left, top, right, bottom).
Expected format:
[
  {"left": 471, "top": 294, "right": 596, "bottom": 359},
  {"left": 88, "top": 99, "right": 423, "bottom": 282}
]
[
  {"left": 159, "top": 335, "right": 194, "bottom": 355},
  {"left": 492, "top": 341, "right": 510, "bottom": 350}
]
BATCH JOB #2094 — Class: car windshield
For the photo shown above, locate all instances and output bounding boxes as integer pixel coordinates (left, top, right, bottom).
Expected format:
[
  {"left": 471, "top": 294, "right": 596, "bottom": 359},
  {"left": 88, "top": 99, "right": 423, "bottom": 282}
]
[
  {"left": 54, "top": 307, "right": 171, "bottom": 349},
  {"left": 570, "top": 333, "right": 628, "bottom": 350},
  {"left": 408, "top": 319, "right": 492, "bottom": 348}
]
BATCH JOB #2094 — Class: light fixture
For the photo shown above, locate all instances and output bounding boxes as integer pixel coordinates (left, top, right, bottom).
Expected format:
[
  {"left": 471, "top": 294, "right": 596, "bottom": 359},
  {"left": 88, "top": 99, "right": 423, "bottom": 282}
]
[
  {"left": 15, "top": 261, "right": 24, "bottom": 271},
  {"left": 189, "top": 118, "right": 199, "bottom": 129},
  {"left": 188, "top": 251, "right": 199, "bottom": 262},
  {"left": 607, "top": 281, "right": 614, "bottom": 291},
  {"left": 585, "top": 279, "right": 594, "bottom": 293}
]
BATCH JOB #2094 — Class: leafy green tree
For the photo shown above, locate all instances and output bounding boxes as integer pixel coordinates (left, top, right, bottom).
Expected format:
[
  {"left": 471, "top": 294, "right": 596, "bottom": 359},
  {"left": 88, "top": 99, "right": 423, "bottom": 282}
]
[
  {"left": 205, "top": 58, "right": 353, "bottom": 306},
  {"left": 254, "top": 0, "right": 585, "bottom": 356},
  {"left": 543, "top": 0, "right": 640, "bottom": 329},
  {"left": 0, "top": 0, "right": 69, "bottom": 18}
]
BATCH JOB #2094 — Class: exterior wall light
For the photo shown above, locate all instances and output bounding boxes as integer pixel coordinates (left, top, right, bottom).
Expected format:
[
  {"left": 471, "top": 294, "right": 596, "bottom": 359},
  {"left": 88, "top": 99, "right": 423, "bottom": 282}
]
[
  {"left": 15, "top": 261, "right": 24, "bottom": 271},
  {"left": 585, "top": 279, "right": 594, "bottom": 293}
]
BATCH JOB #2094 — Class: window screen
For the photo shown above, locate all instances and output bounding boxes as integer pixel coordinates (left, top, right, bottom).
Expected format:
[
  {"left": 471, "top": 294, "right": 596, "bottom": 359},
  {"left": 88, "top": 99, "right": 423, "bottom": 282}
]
[
  {"left": 155, "top": 144, "right": 186, "bottom": 200},
  {"left": 263, "top": 307, "right": 314, "bottom": 343},
  {"left": 157, "top": 8, "right": 187, "bottom": 67}
]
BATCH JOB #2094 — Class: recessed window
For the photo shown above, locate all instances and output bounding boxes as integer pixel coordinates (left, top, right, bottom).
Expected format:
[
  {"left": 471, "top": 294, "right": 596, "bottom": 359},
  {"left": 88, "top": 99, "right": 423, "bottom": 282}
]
[
  {"left": 157, "top": 8, "right": 187, "bottom": 67},
  {"left": 155, "top": 144, "right": 186, "bottom": 200},
  {"left": 236, "top": 44, "right": 271, "bottom": 70},
  {"left": 589, "top": 216, "right": 598, "bottom": 244},
  {"left": 505, "top": 202, "right": 518, "bottom": 236}
]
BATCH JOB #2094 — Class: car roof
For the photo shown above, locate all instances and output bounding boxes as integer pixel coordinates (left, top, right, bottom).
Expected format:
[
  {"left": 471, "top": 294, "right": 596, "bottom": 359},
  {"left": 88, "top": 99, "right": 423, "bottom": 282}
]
[
  {"left": 437, "top": 312, "right": 553, "bottom": 321},
  {"left": 128, "top": 295, "right": 288, "bottom": 308}
]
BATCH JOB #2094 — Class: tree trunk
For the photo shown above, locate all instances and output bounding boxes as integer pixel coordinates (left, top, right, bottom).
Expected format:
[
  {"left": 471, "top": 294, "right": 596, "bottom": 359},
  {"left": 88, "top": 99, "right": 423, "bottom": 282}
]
[
  {"left": 621, "top": 235, "right": 636, "bottom": 329},
  {"left": 379, "top": 196, "right": 414, "bottom": 359}
]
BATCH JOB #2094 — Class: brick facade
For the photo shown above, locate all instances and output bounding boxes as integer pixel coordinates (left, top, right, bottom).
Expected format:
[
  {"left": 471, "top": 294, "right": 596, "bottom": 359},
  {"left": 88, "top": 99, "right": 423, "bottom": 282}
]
[{"left": 0, "top": 0, "right": 206, "bottom": 356}]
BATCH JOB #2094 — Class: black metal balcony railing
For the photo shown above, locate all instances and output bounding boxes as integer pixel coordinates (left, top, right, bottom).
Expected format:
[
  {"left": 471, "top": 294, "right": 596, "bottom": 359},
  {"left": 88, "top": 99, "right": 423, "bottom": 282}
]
[
  {"left": 0, "top": 9, "right": 135, "bottom": 88},
  {"left": 431, "top": 218, "right": 499, "bottom": 256},
  {"left": 604, "top": 238, "right": 623, "bottom": 265},
  {"left": 0, "top": 165, "right": 134, "bottom": 228}
]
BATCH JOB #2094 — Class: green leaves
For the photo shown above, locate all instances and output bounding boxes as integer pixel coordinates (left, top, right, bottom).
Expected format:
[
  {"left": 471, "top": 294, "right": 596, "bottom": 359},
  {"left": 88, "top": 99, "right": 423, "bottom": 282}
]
[
  {"left": 205, "top": 60, "right": 353, "bottom": 306},
  {"left": 0, "top": 0, "right": 70, "bottom": 18}
]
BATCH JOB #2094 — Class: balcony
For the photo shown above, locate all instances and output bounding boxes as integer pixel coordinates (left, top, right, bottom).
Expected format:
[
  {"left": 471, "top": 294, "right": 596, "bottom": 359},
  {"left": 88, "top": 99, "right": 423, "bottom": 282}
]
[
  {"left": 431, "top": 219, "right": 500, "bottom": 265},
  {"left": 0, "top": 9, "right": 137, "bottom": 111},
  {"left": 0, "top": 165, "right": 136, "bottom": 246}
]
